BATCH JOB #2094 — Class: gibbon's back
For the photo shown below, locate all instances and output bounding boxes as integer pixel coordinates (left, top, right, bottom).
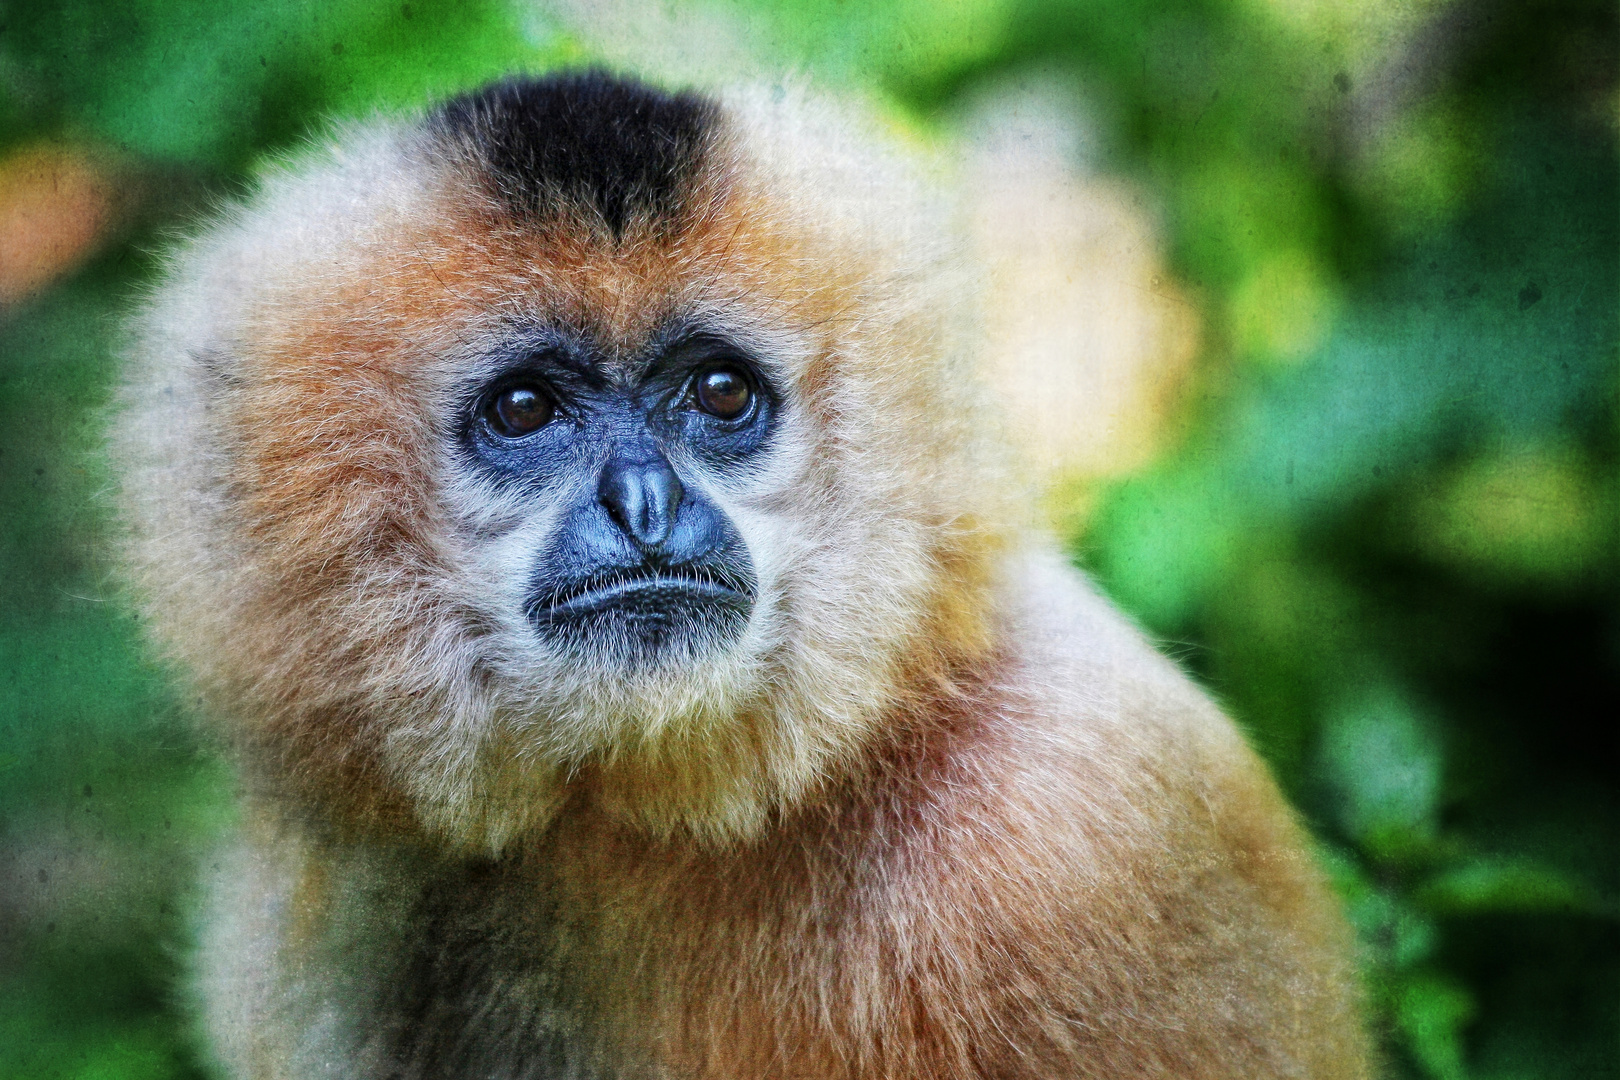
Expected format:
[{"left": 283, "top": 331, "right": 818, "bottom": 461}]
[{"left": 116, "top": 71, "right": 1369, "bottom": 1079}]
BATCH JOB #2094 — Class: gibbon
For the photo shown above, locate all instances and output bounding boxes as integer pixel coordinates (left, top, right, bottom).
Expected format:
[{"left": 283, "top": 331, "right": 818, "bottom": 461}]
[{"left": 116, "top": 71, "right": 1369, "bottom": 1079}]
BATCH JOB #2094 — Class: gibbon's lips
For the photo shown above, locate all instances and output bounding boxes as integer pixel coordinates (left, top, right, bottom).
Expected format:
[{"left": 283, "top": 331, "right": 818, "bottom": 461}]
[
  {"left": 525, "top": 557, "right": 756, "bottom": 664},
  {"left": 539, "top": 564, "right": 753, "bottom": 616}
]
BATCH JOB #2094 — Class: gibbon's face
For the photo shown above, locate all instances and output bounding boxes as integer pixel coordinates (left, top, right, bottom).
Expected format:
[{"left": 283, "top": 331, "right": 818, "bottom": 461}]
[
  {"left": 120, "top": 72, "right": 1001, "bottom": 845},
  {"left": 456, "top": 323, "right": 770, "bottom": 671},
  {"left": 434, "top": 77, "right": 778, "bottom": 685}
]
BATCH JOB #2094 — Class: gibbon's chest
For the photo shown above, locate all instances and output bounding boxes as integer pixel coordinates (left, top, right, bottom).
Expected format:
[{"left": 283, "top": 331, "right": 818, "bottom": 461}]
[{"left": 375, "top": 787, "right": 1006, "bottom": 1080}]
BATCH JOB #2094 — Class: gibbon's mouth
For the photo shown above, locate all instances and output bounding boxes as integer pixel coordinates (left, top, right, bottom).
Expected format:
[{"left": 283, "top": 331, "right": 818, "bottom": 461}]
[
  {"left": 525, "top": 562, "right": 756, "bottom": 665},
  {"left": 537, "top": 565, "right": 753, "bottom": 616}
]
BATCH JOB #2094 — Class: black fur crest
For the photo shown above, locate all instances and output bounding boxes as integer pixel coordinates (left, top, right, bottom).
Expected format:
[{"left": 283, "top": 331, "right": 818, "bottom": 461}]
[{"left": 432, "top": 70, "right": 719, "bottom": 236}]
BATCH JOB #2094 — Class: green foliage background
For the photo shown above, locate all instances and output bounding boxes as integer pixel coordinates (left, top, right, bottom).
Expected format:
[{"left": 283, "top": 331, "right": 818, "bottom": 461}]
[{"left": 1, "top": 1, "right": 1614, "bottom": 1077}]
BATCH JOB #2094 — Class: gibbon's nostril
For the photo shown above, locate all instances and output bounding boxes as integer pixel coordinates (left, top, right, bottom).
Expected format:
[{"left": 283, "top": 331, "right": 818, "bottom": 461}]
[{"left": 598, "top": 458, "right": 683, "bottom": 549}]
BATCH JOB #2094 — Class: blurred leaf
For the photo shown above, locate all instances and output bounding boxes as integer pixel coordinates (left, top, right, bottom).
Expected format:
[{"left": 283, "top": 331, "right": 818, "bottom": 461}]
[
  {"left": 1176, "top": 157, "right": 1331, "bottom": 294},
  {"left": 683, "top": 0, "right": 1014, "bottom": 91},
  {"left": 68, "top": 1030, "right": 176, "bottom": 1080},
  {"left": 1416, "top": 858, "right": 1608, "bottom": 917},
  {"left": 1323, "top": 847, "right": 1442, "bottom": 969},
  {"left": 1352, "top": 100, "right": 1487, "bottom": 237},
  {"left": 1227, "top": 247, "right": 1340, "bottom": 365},
  {"left": 1400, "top": 443, "right": 1615, "bottom": 588},
  {"left": 1394, "top": 971, "right": 1476, "bottom": 1080},
  {"left": 1196, "top": 542, "right": 1366, "bottom": 778},
  {"left": 0, "top": 988, "right": 200, "bottom": 1080},
  {"left": 1318, "top": 680, "right": 1443, "bottom": 856}
]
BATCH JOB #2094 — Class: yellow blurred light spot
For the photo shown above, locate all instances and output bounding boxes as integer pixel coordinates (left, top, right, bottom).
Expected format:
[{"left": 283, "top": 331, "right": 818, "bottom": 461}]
[
  {"left": 1408, "top": 446, "right": 1612, "bottom": 585},
  {"left": 0, "top": 143, "right": 117, "bottom": 306},
  {"left": 1228, "top": 249, "right": 1337, "bottom": 364},
  {"left": 1247, "top": 0, "right": 1450, "bottom": 67},
  {"left": 1357, "top": 106, "right": 1478, "bottom": 234}
]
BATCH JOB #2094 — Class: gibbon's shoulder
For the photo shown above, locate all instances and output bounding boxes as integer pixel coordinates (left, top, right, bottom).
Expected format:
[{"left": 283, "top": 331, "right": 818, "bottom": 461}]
[
  {"left": 996, "top": 543, "right": 1231, "bottom": 754},
  {"left": 987, "top": 544, "right": 1315, "bottom": 881}
]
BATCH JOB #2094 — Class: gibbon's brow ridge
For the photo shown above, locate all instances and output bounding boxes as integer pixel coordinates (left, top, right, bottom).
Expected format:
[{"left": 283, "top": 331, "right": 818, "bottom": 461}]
[{"left": 431, "top": 70, "right": 720, "bottom": 235}]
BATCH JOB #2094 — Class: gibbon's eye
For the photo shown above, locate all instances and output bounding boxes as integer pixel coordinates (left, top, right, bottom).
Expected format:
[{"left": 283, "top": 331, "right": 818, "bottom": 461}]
[
  {"left": 693, "top": 365, "right": 752, "bottom": 420},
  {"left": 487, "top": 385, "right": 555, "bottom": 437}
]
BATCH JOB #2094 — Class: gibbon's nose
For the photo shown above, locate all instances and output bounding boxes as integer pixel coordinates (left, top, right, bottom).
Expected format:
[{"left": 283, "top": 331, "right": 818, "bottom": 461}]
[{"left": 598, "top": 456, "right": 684, "bottom": 551}]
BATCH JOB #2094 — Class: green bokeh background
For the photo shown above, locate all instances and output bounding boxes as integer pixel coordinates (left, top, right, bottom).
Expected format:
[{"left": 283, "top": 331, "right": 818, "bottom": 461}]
[{"left": 0, "top": 1, "right": 1614, "bottom": 1077}]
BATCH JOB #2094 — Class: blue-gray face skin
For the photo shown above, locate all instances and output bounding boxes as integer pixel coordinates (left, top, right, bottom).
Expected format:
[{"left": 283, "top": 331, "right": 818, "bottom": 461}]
[{"left": 458, "top": 328, "right": 769, "bottom": 670}]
